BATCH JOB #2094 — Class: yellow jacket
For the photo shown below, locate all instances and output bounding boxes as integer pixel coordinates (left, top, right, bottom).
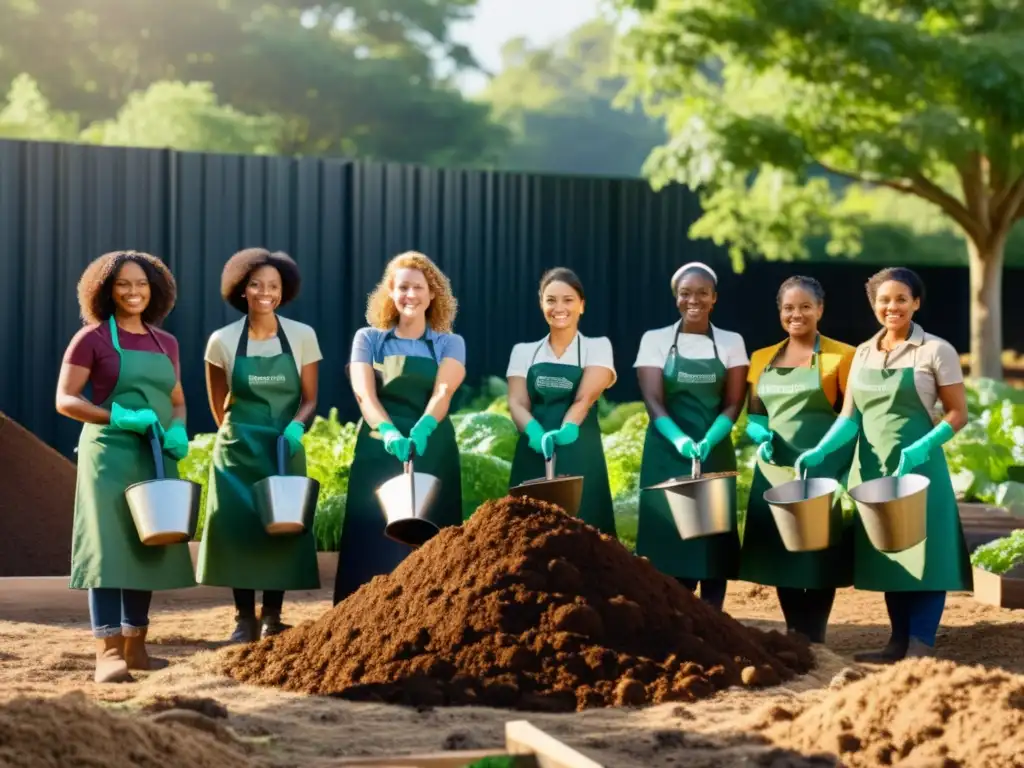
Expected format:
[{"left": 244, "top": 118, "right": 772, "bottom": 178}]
[{"left": 747, "top": 335, "right": 856, "bottom": 408}]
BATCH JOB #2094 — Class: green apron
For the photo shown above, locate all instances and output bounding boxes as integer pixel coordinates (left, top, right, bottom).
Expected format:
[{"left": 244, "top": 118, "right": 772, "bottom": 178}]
[
  {"left": 848, "top": 344, "right": 972, "bottom": 592},
  {"left": 636, "top": 323, "right": 740, "bottom": 579},
  {"left": 70, "top": 317, "right": 196, "bottom": 591},
  {"left": 507, "top": 337, "right": 616, "bottom": 535},
  {"left": 196, "top": 318, "right": 319, "bottom": 591},
  {"left": 739, "top": 336, "right": 854, "bottom": 588},
  {"left": 333, "top": 331, "right": 462, "bottom": 604}
]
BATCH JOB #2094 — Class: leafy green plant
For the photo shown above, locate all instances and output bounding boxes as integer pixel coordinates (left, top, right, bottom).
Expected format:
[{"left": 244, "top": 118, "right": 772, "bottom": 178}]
[
  {"left": 177, "top": 432, "right": 215, "bottom": 540},
  {"left": 455, "top": 412, "right": 519, "bottom": 462},
  {"left": 970, "top": 530, "right": 1024, "bottom": 575},
  {"left": 599, "top": 401, "right": 647, "bottom": 434},
  {"left": 460, "top": 452, "right": 512, "bottom": 519}
]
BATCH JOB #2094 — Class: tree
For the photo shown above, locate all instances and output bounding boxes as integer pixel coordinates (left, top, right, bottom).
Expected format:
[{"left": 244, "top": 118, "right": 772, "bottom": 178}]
[
  {"left": 619, "top": 0, "right": 1024, "bottom": 377},
  {"left": 0, "top": 75, "right": 79, "bottom": 141},
  {"left": 0, "top": 0, "right": 506, "bottom": 165},
  {"left": 484, "top": 20, "right": 666, "bottom": 177}
]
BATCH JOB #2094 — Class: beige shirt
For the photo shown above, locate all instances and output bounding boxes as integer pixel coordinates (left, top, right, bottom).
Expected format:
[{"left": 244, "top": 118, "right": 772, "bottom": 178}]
[
  {"left": 205, "top": 316, "right": 323, "bottom": 379},
  {"left": 848, "top": 324, "right": 963, "bottom": 421}
]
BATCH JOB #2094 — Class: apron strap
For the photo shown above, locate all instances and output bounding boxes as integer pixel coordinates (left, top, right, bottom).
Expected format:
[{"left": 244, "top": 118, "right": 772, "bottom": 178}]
[
  {"left": 384, "top": 327, "right": 438, "bottom": 364},
  {"left": 108, "top": 315, "right": 165, "bottom": 358},
  {"left": 236, "top": 315, "right": 295, "bottom": 360},
  {"left": 765, "top": 333, "right": 822, "bottom": 372},
  {"left": 529, "top": 334, "right": 583, "bottom": 368},
  {"left": 668, "top": 321, "right": 719, "bottom": 363}
]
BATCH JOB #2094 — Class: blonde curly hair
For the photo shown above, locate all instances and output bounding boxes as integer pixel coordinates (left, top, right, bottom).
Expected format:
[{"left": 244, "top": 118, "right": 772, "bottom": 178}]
[{"left": 365, "top": 251, "right": 458, "bottom": 333}]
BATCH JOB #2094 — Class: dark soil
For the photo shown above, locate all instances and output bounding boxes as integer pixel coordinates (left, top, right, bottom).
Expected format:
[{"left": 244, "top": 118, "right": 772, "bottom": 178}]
[
  {"left": 0, "top": 411, "right": 75, "bottom": 576},
  {"left": 224, "top": 496, "right": 814, "bottom": 712}
]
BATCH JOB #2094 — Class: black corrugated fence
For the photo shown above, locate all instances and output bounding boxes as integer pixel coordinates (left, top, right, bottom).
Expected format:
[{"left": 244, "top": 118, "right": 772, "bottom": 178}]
[{"left": 2, "top": 138, "right": 1021, "bottom": 457}]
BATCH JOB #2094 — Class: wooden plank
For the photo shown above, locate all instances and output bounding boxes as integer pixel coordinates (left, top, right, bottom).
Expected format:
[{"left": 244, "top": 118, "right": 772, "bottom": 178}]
[
  {"left": 972, "top": 567, "right": 1024, "bottom": 610},
  {"left": 505, "top": 721, "right": 604, "bottom": 768},
  {"left": 333, "top": 748, "right": 529, "bottom": 767}
]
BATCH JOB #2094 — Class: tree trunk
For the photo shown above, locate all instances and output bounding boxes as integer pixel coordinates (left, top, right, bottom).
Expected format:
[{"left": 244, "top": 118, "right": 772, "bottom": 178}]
[{"left": 967, "top": 239, "right": 1004, "bottom": 380}]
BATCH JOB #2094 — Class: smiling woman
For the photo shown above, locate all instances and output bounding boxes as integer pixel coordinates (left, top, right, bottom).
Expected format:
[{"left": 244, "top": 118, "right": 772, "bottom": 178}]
[
  {"left": 55, "top": 250, "right": 195, "bottom": 684},
  {"left": 197, "top": 248, "right": 323, "bottom": 644},
  {"left": 333, "top": 251, "right": 466, "bottom": 605}
]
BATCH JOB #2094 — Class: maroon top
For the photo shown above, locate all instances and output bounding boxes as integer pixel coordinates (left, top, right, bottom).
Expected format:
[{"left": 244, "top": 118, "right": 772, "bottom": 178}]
[{"left": 63, "top": 322, "right": 181, "bottom": 405}]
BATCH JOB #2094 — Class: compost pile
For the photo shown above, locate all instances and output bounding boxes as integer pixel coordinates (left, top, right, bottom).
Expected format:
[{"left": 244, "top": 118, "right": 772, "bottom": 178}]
[
  {"left": 225, "top": 496, "right": 813, "bottom": 711},
  {"left": 758, "top": 658, "right": 1024, "bottom": 767},
  {"left": 0, "top": 692, "right": 254, "bottom": 768},
  {"left": 0, "top": 411, "right": 75, "bottom": 576}
]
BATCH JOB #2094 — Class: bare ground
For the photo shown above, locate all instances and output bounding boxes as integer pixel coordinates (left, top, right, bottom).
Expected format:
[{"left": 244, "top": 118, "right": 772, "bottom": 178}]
[{"left": 1, "top": 582, "right": 1021, "bottom": 767}]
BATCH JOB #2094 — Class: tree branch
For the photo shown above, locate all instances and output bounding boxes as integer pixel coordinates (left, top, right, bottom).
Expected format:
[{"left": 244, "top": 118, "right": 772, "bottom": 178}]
[
  {"left": 815, "top": 159, "right": 983, "bottom": 242},
  {"left": 995, "top": 174, "right": 1024, "bottom": 233}
]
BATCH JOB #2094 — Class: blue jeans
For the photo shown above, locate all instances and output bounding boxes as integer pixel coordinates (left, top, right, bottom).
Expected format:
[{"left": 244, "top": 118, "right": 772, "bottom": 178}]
[
  {"left": 88, "top": 588, "right": 152, "bottom": 638},
  {"left": 885, "top": 590, "right": 947, "bottom": 646},
  {"left": 678, "top": 578, "right": 728, "bottom": 611}
]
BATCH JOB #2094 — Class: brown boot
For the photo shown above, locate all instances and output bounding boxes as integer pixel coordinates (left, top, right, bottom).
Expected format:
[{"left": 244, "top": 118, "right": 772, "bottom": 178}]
[
  {"left": 94, "top": 635, "right": 133, "bottom": 684},
  {"left": 123, "top": 627, "right": 169, "bottom": 671}
]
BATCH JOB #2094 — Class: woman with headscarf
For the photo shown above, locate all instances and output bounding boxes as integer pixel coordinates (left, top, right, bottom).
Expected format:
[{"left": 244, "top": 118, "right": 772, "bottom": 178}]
[
  {"left": 56, "top": 251, "right": 195, "bottom": 683},
  {"left": 197, "top": 248, "right": 322, "bottom": 643},
  {"left": 740, "top": 276, "right": 856, "bottom": 643},
  {"left": 633, "top": 261, "right": 749, "bottom": 610},
  {"left": 795, "top": 267, "right": 971, "bottom": 661},
  {"left": 333, "top": 251, "right": 465, "bottom": 604}
]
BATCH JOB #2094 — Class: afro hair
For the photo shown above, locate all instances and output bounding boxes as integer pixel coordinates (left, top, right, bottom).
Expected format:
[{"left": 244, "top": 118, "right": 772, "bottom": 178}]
[
  {"left": 76, "top": 251, "right": 177, "bottom": 326},
  {"left": 221, "top": 248, "right": 301, "bottom": 314}
]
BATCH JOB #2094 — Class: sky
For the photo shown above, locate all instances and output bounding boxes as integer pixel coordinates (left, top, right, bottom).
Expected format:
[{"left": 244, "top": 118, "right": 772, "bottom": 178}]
[{"left": 449, "top": 0, "right": 605, "bottom": 94}]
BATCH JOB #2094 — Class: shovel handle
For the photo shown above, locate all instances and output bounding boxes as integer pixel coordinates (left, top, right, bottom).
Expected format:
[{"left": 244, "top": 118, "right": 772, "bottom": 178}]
[
  {"left": 146, "top": 425, "right": 165, "bottom": 480},
  {"left": 545, "top": 451, "right": 556, "bottom": 480},
  {"left": 691, "top": 456, "right": 702, "bottom": 479},
  {"left": 404, "top": 444, "right": 416, "bottom": 475},
  {"left": 276, "top": 435, "right": 288, "bottom": 476}
]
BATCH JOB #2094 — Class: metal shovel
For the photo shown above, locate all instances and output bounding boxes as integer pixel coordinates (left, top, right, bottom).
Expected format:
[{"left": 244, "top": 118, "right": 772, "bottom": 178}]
[
  {"left": 376, "top": 447, "right": 441, "bottom": 548},
  {"left": 252, "top": 435, "right": 321, "bottom": 536},
  {"left": 508, "top": 449, "right": 584, "bottom": 517},
  {"left": 124, "top": 425, "right": 201, "bottom": 546},
  {"left": 644, "top": 456, "right": 737, "bottom": 540}
]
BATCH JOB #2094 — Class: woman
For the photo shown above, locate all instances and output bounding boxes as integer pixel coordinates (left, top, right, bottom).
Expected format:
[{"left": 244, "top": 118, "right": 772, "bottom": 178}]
[
  {"left": 197, "top": 248, "right": 322, "bottom": 643},
  {"left": 56, "top": 251, "right": 195, "bottom": 684},
  {"left": 333, "top": 251, "right": 465, "bottom": 604},
  {"left": 796, "top": 267, "right": 971, "bottom": 661},
  {"left": 740, "top": 276, "right": 856, "bottom": 643},
  {"left": 506, "top": 268, "right": 617, "bottom": 535},
  {"left": 633, "top": 261, "right": 749, "bottom": 610}
]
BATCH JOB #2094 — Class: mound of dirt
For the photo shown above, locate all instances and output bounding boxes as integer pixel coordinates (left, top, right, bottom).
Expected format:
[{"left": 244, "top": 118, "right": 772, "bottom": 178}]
[
  {"left": 225, "top": 496, "right": 813, "bottom": 711},
  {"left": 0, "top": 692, "right": 255, "bottom": 767},
  {"left": 0, "top": 411, "right": 75, "bottom": 576},
  {"left": 758, "top": 658, "right": 1024, "bottom": 767}
]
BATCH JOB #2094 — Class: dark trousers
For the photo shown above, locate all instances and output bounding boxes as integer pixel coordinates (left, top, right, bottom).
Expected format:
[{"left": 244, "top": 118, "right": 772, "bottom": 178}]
[
  {"left": 88, "top": 588, "right": 152, "bottom": 638},
  {"left": 678, "top": 578, "right": 728, "bottom": 611},
  {"left": 885, "top": 590, "right": 946, "bottom": 646},
  {"left": 776, "top": 587, "right": 836, "bottom": 643},
  {"left": 232, "top": 589, "right": 285, "bottom": 617}
]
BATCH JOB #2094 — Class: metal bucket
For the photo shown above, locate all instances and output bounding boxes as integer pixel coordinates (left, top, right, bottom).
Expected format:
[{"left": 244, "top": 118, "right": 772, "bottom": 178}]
[
  {"left": 848, "top": 473, "right": 930, "bottom": 553},
  {"left": 252, "top": 435, "right": 320, "bottom": 535},
  {"left": 124, "top": 427, "right": 201, "bottom": 546},
  {"left": 508, "top": 452, "right": 584, "bottom": 516},
  {"left": 376, "top": 450, "right": 441, "bottom": 548},
  {"left": 762, "top": 468, "right": 840, "bottom": 553},
  {"left": 643, "top": 457, "right": 737, "bottom": 540}
]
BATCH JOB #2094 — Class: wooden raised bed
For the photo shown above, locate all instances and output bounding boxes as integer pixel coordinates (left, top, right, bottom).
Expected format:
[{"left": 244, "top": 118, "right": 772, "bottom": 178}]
[
  {"left": 972, "top": 564, "right": 1024, "bottom": 610},
  {"left": 334, "top": 721, "right": 603, "bottom": 767}
]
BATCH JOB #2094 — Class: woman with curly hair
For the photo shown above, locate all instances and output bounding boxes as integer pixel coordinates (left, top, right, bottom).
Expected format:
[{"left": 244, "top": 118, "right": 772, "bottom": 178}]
[
  {"left": 56, "top": 251, "right": 195, "bottom": 684},
  {"left": 196, "top": 248, "right": 322, "bottom": 643},
  {"left": 796, "top": 267, "right": 971, "bottom": 661},
  {"left": 333, "top": 251, "right": 465, "bottom": 604}
]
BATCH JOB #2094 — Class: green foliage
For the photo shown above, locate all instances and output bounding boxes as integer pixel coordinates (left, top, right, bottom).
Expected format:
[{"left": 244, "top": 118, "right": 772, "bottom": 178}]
[
  {"left": 454, "top": 411, "right": 519, "bottom": 462},
  {"left": 459, "top": 452, "right": 512, "bottom": 519},
  {"left": 0, "top": 74, "right": 79, "bottom": 141},
  {"left": 456, "top": 376, "right": 509, "bottom": 415},
  {"left": 970, "top": 529, "right": 1024, "bottom": 575},
  {"left": 602, "top": 411, "right": 648, "bottom": 499},
  {"left": 0, "top": 0, "right": 507, "bottom": 164},
  {"left": 945, "top": 388, "right": 1024, "bottom": 503},
  {"left": 599, "top": 401, "right": 647, "bottom": 434},
  {"left": 176, "top": 432, "right": 216, "bottom": 540}
]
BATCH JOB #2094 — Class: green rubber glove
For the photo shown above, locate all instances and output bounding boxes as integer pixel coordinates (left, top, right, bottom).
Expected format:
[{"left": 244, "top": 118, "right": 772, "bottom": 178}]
[
  {"left": 696, "top": 413, "right": 735, "bottom": 462},
  {"left": 524, "top": 419, "right": 546, "bottom": 454},
  {"left": 109, "top": 402, "right": 160, "bottom": 434},
  {"left": 897, "top": 421, "right": 955, "bottom": 476},
  {"left": 746, "top": 414, "right": 774, "bottom": 462},
  {"left": 655, "top": 416, "right": 697, "bottom": 459},
  {"left": 378, "top": 422, "right": 411, "bottom": 462},
  {"left": 162, "top": 420, "right": 190, "bottom": 461},
  {"left": 283, "top": 420, "right": 305, "bottom": 456},
  {"left": 794, "top": 416, "right": 859, "bottom": 474},
  {"left": 409, "top": 414, "right": 438, "bottom": 457}
]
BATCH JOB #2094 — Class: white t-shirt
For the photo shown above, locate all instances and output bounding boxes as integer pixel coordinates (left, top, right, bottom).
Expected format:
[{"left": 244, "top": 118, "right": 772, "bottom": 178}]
[
  {"left": 507, "top": 334, "right": 616, "bottom": 385},
  {"left": 633, "top": 323, "right": 749, "bottom": 370},
  {"left": 205, "top": 316, "right": 323, "bottom": 379}
]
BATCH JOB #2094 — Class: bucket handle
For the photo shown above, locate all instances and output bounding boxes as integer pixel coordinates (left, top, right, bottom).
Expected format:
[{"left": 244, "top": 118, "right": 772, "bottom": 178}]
[
  {"left": 146, "top": 425, "right": 165, "bottom": 480},
  {"left": 276, "top": 435, "right": 288, "bottom": 476},
  {"left": 405, "top": 445, "right": 417, "bottom": 515}
]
